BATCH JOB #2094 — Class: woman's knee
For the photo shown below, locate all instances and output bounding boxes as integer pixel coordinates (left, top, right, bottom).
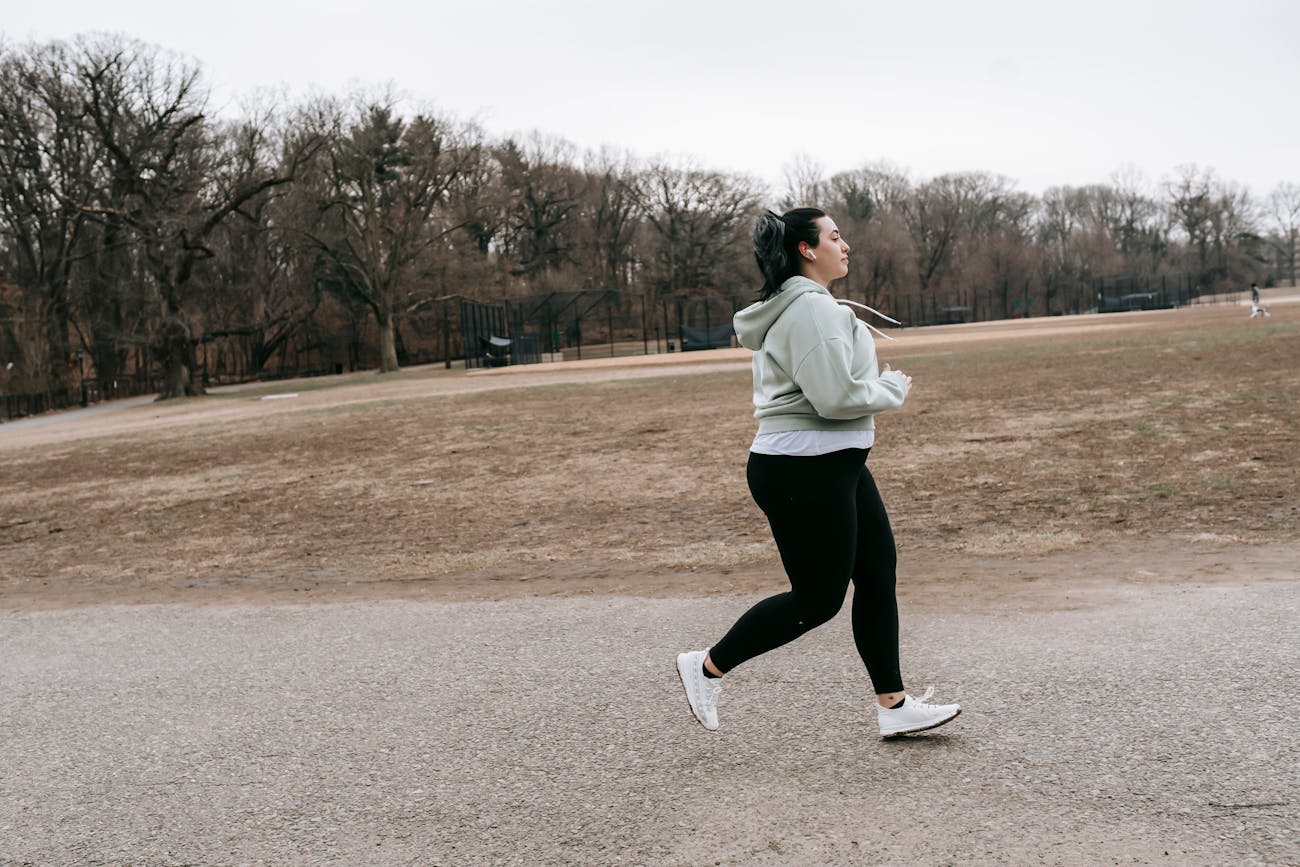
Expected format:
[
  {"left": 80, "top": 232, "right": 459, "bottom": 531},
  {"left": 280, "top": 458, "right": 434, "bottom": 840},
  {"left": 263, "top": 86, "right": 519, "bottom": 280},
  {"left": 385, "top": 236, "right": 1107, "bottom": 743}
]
[{"left": 792, "top": 590, "right": 845, "bottom": 628}]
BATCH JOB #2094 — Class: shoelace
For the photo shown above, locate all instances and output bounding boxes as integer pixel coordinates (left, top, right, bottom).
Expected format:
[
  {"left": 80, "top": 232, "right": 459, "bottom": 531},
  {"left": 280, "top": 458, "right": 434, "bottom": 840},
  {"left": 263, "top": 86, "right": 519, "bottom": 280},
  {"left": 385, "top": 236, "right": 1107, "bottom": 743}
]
[
  {"left": 833, "top": 298, "right": 901, "bottom": 341},
  {"left": 881, "top": 686, "right": 940, "bottom": 713},
  {"left": 699, "top": 677, "right": 721, "bottom": 707}
]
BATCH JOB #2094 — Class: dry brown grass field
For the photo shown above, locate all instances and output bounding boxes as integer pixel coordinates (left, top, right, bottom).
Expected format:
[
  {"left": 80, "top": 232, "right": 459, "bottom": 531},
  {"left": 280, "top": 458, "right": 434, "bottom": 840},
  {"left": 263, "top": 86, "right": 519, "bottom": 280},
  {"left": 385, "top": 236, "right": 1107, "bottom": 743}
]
[{"left": 1, "top": 300, "right": 1296, "bottom": 610}]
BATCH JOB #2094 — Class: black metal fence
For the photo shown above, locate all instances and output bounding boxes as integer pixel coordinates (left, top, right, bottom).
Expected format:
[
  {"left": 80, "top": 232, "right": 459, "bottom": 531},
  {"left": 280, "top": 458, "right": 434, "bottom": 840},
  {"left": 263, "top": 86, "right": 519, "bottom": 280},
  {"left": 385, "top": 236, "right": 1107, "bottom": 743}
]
[
  {"left": 441, "top": 290, "right": 747, "bottom": 368},
  {"left": 1, "top": 375, "right": 162, "bottom": 422},
  {"left": 2, "top": 271, "right": 1237, "bottom": 422},
  {"left": 882, "top": 272, "right": 1203, "bottom": 326},
  {"left": 424, "top": 271, "right": 1287, "bottom": 370},
  {"left": 460, "top": 299, "right": 541, "bottom": 369},
  {"left": 453, "top": 273, "right": 1205, "bottom": 367},
  {"left": 474, "top": 290, "right": 747, "bottom": 365}
]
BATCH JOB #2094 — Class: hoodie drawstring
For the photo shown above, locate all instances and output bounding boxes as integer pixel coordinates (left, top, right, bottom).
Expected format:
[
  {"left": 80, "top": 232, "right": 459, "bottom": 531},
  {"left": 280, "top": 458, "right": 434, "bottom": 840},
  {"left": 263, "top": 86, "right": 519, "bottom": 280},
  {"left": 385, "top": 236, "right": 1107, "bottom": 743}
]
[{"left": 834, "top": 299, "right": 901, "bottom": 341}]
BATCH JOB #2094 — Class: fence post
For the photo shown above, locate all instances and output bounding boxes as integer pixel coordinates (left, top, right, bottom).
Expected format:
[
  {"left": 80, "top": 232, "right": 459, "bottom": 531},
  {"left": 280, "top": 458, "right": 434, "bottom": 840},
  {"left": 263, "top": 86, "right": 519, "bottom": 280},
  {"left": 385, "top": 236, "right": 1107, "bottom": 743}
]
[
  {"left": 676, "top": 297, "right": 684, "bottom": 351},
  {"left": 443, "top": 300, "right": 451, "bottom": 369},
  {"left": 641, "top": 296, "right": 649, "bottom": 356},
  {"left": 546, "top": 300, "right": 555, "bottom": 358}
]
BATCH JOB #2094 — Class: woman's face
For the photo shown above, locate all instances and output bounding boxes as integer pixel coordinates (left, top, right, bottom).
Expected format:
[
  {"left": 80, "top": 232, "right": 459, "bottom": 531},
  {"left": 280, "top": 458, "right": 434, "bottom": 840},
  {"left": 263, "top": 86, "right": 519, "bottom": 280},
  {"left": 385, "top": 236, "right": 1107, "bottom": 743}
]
[{"left": 801, "top": 217, "right": 851, "bottom": 285}]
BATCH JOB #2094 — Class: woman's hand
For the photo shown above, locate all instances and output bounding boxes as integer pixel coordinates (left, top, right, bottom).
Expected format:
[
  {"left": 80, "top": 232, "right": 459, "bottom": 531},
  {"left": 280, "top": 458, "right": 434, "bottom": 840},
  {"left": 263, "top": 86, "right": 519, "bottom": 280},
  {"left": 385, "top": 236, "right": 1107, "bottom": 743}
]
[{"left": 882, "top": 362, "right": 913, "bottom": 390}]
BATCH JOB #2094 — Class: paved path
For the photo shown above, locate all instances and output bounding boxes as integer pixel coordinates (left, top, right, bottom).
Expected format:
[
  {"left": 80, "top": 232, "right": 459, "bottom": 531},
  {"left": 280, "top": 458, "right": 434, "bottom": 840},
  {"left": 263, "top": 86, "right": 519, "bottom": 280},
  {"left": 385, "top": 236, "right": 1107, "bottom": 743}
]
[
  {"left": 0, "top": 395, "right": 155, "bottom": 435},
  {"left": 2, "top": 580, "right": 1296, "bottom": 865}
]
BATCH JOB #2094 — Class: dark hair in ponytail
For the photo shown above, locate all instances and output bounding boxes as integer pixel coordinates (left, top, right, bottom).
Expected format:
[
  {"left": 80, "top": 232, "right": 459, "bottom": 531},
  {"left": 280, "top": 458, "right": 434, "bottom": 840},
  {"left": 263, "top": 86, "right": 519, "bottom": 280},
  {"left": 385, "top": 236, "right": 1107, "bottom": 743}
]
[{"left": 753, "top": 207, "right": 825, "bottom": 301}]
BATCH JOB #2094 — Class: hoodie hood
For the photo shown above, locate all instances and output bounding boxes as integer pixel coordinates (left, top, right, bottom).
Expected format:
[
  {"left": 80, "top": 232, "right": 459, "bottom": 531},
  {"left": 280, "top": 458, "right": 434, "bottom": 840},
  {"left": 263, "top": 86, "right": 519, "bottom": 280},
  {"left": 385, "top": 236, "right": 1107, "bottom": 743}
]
[{"left": 732, "top": 276, "right": 830, "bottom": 350}]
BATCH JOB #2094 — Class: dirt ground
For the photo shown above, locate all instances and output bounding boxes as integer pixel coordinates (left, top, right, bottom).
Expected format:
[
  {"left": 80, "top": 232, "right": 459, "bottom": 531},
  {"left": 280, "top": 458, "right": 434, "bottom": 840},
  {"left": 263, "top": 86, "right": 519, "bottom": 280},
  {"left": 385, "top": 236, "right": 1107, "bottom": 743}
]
[{"left": 1, "top": 298, "right": 1297, "bottom": 611}]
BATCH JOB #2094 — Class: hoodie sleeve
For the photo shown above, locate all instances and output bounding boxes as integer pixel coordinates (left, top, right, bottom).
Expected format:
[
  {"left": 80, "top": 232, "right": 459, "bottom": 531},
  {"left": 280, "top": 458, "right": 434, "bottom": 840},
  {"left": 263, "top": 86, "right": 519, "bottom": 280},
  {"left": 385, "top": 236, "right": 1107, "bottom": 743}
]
[{"left": 787, "top": 297, "right": 910, "bottom": 419}]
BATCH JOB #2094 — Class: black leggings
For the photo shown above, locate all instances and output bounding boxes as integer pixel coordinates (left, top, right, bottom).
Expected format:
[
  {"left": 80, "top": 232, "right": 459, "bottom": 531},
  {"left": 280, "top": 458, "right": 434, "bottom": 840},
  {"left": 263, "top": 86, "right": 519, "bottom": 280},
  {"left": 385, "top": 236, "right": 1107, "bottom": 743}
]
[{"left": 709, "top": 448, "right": 904, "bottom": 694}]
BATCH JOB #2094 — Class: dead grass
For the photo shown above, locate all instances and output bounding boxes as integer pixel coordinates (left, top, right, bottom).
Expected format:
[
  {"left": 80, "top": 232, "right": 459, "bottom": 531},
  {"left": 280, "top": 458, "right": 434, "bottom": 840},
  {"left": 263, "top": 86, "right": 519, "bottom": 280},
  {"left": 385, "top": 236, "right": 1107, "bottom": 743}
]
[{"left": 1, "top": 304, "right": 1296, "bottom": 607}]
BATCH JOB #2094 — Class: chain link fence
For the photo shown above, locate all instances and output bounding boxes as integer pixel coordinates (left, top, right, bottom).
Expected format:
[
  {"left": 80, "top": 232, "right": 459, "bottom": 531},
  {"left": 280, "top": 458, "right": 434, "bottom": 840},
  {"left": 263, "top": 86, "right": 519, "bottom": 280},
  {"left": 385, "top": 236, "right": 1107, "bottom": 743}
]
[{"left": 2, "top": 272, "right": 1218, "bottom": 420}]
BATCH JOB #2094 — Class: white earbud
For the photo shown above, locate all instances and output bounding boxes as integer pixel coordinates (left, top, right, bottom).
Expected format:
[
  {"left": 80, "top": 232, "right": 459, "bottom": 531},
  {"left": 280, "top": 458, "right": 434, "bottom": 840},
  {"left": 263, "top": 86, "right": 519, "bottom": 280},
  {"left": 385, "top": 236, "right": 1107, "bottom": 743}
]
[{"left": 807, "top": 252, "right": 817, "bottom": 261}]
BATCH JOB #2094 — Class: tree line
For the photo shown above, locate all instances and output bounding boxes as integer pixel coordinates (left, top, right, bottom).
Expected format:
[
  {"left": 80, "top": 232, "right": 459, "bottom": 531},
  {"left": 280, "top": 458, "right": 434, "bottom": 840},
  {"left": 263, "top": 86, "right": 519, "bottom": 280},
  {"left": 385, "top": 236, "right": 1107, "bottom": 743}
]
[{"left": 1, "top": 34, "right": 1297, "bottom": 400}]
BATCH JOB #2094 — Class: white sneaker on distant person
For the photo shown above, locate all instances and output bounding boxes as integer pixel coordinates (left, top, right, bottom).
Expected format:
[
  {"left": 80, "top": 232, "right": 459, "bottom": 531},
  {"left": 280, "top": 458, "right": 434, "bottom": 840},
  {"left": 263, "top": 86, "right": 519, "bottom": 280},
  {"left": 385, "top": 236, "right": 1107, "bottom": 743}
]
[
  {"left": 877, "top": 686, "right": 961, "bottom": 737},
  {"left": 676, "top": 649, "right": 721, "bottom": 731}
]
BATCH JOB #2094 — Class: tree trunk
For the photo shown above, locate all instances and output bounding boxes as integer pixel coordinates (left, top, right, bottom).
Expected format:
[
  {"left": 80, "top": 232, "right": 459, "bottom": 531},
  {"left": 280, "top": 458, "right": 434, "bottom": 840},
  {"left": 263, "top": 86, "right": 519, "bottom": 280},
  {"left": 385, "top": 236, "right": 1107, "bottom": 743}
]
[
  {"left": 155, "top": 315, "right": 204, "bottom": 399},
  {"left": 378, "top": 309, "right": 400, "bottom": 373},
  {"left": 88, "top": 290, "right": 127, "bottom": 395},
  {"left": 1287, "top": 229, "right": 1297, "bottom": 287},
  {"left": 90, "top": 339, "right": 123, "bottom": 396},
  {"left": 42, "top": 291, "right": 73, "bottom": 393}
]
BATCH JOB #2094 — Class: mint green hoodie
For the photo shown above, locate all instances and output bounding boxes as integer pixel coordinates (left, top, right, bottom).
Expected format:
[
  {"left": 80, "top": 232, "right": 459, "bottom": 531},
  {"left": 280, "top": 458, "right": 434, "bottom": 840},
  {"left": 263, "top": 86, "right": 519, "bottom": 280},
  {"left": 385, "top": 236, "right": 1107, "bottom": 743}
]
[{"left": 732, "top": 276, "right": 910, "bottom": 435}]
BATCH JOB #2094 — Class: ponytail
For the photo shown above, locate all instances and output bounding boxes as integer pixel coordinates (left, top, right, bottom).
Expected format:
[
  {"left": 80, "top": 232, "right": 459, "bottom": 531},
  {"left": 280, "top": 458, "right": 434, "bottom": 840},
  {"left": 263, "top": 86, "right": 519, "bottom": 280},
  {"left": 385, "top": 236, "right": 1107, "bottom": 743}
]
[
  {"left": 753, "top": 211, "right": 788, "bottom": 300},
  {"left": 753, "top": 207, "right": 826, "bottom": 301}
]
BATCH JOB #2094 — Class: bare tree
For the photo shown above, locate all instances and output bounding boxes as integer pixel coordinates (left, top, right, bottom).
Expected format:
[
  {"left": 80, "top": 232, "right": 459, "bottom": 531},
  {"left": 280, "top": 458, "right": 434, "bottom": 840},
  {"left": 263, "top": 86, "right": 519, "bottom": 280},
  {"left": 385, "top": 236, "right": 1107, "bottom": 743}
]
[
  {"left": 1165, "top": 165, "right": 1261, "bottom": 290},
  {"left": 634, "top": 160, "right": 760, "bottom": 295},
  {"left": 825, "top": 163, "right": 916, "bottom": 307},
  {"left": 300, "top": 96, "right": 477, "bottom": 372},
  {"left": 0, "top": 40, "right": 98, "bottom": 391},
  {"left": 902, "top": 171, "right": 1021, "bottom": 295},
  {"left": 1103, "top": 165, "right": 1165, "bottom": 267},
  {"left": 198, "top": 111, "right": 321, "bottom": 376},
  {"left": 1267, "top": 181, "right": 1300, "bottom": 286},
  {"left": 580, "top": 147, "right": 643, "bottom": 293},
  {"left": 1035, "top": 185, "right": 1084, "bottom": 309},
  {"left": 72, "top": 36, "right": 315, "bottom": 398},
  {"left": 0, "top": 275, "right": 46, "bottom": 392},
  {"left": 10, "top": 32, "right": 1300, "bottom": 401},
  {"left": 1035, "top": 185, "right": 1126, "bottom": 310},
  {"left": 449, "top": 130, "right": 507, "bottom": 258},
  {"left": 495, "top": 134, "right": 584, "bottom": 284},
  {"left": 828, "top": 162, "right": 912, "bottom": 223},
  {"left": 1165, "top": 164, "right": 1219, "bottom": 287},
  {"left": 779, "top": 152, "right": 826, "bottom": 211}
]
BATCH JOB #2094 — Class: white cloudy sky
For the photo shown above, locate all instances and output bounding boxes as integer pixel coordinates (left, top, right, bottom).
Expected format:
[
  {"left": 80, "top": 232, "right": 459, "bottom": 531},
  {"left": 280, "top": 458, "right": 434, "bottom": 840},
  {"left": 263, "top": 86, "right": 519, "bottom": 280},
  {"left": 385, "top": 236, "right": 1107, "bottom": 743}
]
[{"left": 4, "top": 0, "right": 1296, "bottom": 197}]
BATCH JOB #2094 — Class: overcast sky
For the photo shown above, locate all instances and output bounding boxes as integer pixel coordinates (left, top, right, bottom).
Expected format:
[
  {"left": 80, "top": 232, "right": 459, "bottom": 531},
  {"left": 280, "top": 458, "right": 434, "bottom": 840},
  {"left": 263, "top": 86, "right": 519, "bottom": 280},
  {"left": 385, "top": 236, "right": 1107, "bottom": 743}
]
[{"left": 4, "top": 1, "right": 1297, "bottom": 198}]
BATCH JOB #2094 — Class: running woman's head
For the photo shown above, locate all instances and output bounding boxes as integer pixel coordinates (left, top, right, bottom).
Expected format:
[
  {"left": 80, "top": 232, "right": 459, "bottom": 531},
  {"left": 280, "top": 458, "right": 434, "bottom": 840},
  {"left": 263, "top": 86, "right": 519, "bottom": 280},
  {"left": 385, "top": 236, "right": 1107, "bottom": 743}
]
[{"left": 753, "top": 207, "right": 851, "bottom": 299}]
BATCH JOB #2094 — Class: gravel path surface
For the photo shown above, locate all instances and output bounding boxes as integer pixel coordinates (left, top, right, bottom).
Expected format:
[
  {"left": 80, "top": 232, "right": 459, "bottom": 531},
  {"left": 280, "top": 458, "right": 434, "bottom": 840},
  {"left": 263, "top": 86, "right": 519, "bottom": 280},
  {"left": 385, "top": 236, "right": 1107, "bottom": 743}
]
[
  {"left": 0, "top": 395, "right": 154, "bottom": 433},
  {"left": 2, "top": 580, "right": 1296, "bottom": 866}
]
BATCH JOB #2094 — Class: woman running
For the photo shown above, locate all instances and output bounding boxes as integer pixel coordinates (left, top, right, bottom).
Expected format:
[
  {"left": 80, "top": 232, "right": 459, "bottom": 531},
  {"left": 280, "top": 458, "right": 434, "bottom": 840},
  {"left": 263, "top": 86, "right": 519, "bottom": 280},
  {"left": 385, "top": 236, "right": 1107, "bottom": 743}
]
[{"left": 676, "top": 206, "right": 961, "bottom": 738}]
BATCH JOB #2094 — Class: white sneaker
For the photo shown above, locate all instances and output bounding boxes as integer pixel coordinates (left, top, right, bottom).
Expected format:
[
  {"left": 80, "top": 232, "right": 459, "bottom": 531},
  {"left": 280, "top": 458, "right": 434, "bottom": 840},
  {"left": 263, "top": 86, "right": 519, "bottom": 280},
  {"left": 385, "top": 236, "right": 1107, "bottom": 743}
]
[
  {"left": 676, "top": 649, "right": 721, "bottom": 731},
  {"left": 877, "top": 686, "right": 961, "bottom": 737}
]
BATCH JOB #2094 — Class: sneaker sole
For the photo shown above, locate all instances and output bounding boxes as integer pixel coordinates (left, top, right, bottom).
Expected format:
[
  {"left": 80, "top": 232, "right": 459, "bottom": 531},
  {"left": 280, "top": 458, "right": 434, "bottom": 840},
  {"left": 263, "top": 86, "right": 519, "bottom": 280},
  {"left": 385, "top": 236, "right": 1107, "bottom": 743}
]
[
  {"left": 881, "top": 707, "right": 961, "bottom": 738},
  {"left": 675, "top": 655, "right": 718, "bottom": 732}
]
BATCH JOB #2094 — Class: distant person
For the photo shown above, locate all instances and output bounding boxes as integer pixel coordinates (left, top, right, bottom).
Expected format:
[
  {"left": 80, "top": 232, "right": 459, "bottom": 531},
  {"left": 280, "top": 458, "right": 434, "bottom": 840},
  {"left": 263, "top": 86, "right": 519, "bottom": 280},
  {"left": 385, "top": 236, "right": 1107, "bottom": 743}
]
[
  {"left": 1250, "top": 283, "right": 1270, "bottom": 318},
  {"left": 676, "top": 207, "right": 962, "bottom": 738}
]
